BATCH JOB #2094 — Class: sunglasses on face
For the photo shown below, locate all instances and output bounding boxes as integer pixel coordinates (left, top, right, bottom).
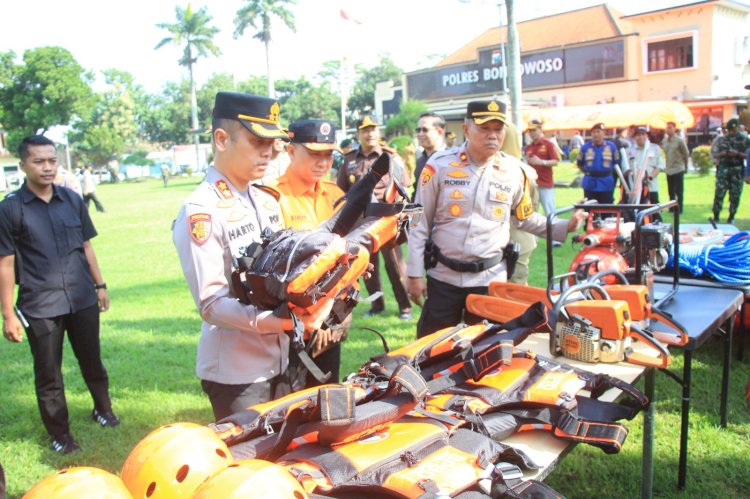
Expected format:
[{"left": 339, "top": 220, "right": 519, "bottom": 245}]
[{"left": 415, "top": 127, "right": 434, "bottom": 133}]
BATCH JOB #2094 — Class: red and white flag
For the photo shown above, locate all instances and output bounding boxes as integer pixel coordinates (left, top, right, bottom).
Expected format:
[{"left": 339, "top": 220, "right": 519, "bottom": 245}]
[{"left": 340, "top": 8, "right": 363, "bottom": 25}]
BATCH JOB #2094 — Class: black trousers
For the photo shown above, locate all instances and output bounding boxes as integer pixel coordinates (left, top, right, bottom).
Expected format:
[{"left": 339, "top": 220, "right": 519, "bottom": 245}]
[
  {"left": 667, "top": 172, "right": 684, "bottom": 213},
  {"left": 202, "top": 370, "right": 292, "bottom": 422},
  {"left": 25, "top": 304, "right": 111, "bottom": 437},
  {"left": 416, "top": 277, "right": 488, "bottom": 338},
  {"left": 83, "top": 192, "right": 105, "bottom": 213},
  {"left": 583, "top": 189, "right": 614, "bottom": 205},
  {"left": 364, "top": 244, "right": 411, "bottom": 313}
]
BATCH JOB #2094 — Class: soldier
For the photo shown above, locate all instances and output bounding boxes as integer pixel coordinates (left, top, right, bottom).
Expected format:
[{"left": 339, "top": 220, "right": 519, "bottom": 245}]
[
  {"left": 266, "top": 119, "right": 349, "bottom": 385},
  {"left": 661, "top": 121, "right": 690, "bottom": 214},
  {"left": 713, "top": 118, "right": 750, "bottom": 224},
  {"left": 445, "top": 131, "right": 458, "bottom": 148},
  {"left": 407, "top": 100, "right": 585, "bottom": 337},
  {"left": 623, "top": 126, "right": 665, "bottom": 206},
  {"left": 337, "top": 115, "right": 412, "bottom": 320},
  {"left": 577, "top": 122, "right": 620, "bottom": 204},
  {"left": 172, "top": 92, "right": 332, "bottom": 420}
]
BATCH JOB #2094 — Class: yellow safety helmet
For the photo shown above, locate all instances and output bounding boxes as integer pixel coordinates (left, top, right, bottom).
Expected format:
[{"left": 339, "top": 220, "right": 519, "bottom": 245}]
[
  {"left": 120, "top": 422, "right": 232, "bottom": 498},
  {"left": 192, "top": 459, "right": 307, "bottom": 499},
  {"left": 23, "top": 467, "right": 133, "bottom": 499}
]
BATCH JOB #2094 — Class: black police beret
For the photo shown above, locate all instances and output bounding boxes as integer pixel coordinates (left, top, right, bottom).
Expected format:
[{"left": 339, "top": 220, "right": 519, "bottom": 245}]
[
  {"left": 288, "top": 119, "right": 339, "bottom": 151},
  {"left": 466, "top": 100, "right": 507, "bottom": 125},
  {"left": 213, "top": 91, "right": 288, "bottom": 141},
  {"left": 726, "top": 118, "right": 740, "bottom": 130}
]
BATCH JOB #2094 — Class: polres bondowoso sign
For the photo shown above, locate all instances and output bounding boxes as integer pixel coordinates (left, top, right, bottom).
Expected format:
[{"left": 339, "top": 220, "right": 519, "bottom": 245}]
[{"left": 407, "top": 39, "right": 625, "bottom": 100}]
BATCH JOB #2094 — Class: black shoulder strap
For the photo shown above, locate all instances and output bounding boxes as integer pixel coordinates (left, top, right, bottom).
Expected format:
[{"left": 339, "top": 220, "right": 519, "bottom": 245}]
[{"left": 5, "top": 191, "right": 24, "bottom": 285}]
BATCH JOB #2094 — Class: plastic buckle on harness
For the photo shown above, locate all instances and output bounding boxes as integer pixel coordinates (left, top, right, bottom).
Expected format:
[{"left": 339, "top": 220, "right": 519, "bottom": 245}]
[
  {"left": 495, "top": 462, "right": 523, "bottom": 481},
  {"left": 477, "top": 462, "right": 497, "bottom": 494},
  {"left": 263, "top": 419, "right": 275, "bottom": 435}
]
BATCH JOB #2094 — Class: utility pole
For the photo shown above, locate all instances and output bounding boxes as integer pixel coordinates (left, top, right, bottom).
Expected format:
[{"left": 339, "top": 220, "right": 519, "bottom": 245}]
[
  {"left": 505, "top": 0, "right": 523, "bottom": 148},
  {"left": 498, "top": 2, "right": 508, "bottom": 96}
]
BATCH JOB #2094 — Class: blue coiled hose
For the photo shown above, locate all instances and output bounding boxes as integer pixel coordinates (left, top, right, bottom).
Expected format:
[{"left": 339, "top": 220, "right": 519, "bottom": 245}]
[{"left": 667, "top": 231, "right": 750, "bottom": 285}]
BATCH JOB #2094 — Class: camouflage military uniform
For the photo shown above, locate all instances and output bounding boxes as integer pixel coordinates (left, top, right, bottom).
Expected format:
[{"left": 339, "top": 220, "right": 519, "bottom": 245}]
[{"left": 713, "top": 132, "right": 750, "bottom": 222}]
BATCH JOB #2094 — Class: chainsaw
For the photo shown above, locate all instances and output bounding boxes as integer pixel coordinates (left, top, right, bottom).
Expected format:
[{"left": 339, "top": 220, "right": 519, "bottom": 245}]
[{"left": 548, "top": 282, "right": 671, "bottom": 368}]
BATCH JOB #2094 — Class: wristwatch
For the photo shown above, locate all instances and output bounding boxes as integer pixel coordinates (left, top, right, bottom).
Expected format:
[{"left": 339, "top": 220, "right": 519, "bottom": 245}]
[{"left": 95, "top": 283, "right": 107, "bottom": 290}]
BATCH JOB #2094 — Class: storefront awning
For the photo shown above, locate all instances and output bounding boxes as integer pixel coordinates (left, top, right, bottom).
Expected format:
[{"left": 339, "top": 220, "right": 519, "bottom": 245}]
[{"left": 521, "top": 100, "right": 695, "bottom": 131}]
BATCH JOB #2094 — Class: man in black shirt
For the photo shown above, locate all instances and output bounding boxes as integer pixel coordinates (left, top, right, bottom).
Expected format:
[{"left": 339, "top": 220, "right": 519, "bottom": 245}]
[
  {"left": 412, "top": 112, "right": 446, "bottom": 201},
  {"left": 0, "top": 135, "right": 118, "bottom": 455}
]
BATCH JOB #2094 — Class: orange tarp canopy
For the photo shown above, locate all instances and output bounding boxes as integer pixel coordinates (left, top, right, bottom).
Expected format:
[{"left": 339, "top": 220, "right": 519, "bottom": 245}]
[{"left": 521, "top": 100, "right": 695, "bottom": 131}]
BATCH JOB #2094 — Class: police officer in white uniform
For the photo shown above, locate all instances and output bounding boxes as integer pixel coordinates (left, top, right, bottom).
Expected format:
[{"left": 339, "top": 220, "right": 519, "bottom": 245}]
[
  {"left": 623, "top": 125, "right": 665, "bottom": 206},
  {"left": 173, "top": 92, "right": 332, "bottom": 420},
  {"left": 407, "top": 100, "right": 585, "bottom": 337}
]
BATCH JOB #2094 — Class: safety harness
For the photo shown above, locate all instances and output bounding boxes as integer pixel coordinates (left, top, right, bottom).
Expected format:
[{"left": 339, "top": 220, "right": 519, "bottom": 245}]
[{"left": 209, "top": 302, "right": 647, "bottom": 497}]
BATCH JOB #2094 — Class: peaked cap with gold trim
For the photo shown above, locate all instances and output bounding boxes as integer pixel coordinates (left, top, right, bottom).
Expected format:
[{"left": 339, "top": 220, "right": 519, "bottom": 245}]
[
  {"left": 356, "top": 115, "right": 380, "bottom": 129},
  {"left": 467, "top": 99, "right": 508, "bottom": 125},
  {"left": 213, "top": 91, "right": 289, "bottom": 141}
]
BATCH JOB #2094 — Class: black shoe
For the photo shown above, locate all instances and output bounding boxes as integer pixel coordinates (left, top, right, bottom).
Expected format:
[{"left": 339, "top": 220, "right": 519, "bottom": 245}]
[
  {"left": 398, "top": 311, "right": 413, "bottom": 321},
  {"left": 92, "top": 408, "right": 120, "bottom": 428},
  {"left": 363, "top": 309, "right": 384, "bottom": 318},
  {"left": 51, "top": 433, "right": 81, "bottom": 455}
]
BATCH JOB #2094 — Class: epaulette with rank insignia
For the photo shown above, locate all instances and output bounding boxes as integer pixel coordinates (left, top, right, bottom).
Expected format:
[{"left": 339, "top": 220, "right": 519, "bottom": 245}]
[{"left": 253, "top": 184, "right": 281, "bottom": 201}]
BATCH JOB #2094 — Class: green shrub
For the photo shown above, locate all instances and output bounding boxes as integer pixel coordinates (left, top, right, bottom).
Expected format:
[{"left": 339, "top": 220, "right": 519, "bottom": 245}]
[
  {"left": 568, "top": 148, "right": 580, "bottom": 164},
  {"left": 389, "top": 135, "right": 412, "bottom": 156},
  {"left": 690, "top": 145, "right": 713, "bottom": 176}
]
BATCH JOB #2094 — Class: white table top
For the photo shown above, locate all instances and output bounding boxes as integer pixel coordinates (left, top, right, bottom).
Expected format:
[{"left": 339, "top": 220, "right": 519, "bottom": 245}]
[{"left": 503, "top": 332, "right": 648, "bottom": 480}]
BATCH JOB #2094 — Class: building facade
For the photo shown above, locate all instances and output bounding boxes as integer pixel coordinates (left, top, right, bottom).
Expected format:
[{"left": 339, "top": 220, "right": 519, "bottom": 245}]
[{"left": 390, "top": 1, "right": 749, "bottom": 146}]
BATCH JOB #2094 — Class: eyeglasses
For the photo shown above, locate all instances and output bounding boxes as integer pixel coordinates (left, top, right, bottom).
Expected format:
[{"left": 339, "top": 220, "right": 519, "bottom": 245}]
[{"left": 415, "top": 127, "right": 434, "bottom": 133}]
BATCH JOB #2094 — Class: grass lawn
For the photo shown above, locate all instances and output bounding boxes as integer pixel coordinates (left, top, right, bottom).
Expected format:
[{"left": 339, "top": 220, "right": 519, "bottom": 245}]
[{"left": 1, "top": 165, "right": 749, "bottom": 498}]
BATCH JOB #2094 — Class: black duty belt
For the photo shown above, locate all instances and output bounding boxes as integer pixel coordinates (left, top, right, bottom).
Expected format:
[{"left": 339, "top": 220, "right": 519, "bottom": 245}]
[
  {"left": 584, "top": 171, "right": 612, "bottom": 178},
  {"left": 424, "top": 240, "right": 504, "bottom": 273}
]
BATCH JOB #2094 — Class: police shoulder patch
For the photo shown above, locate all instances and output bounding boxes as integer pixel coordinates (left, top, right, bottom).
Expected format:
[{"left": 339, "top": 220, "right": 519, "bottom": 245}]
[
  {"left": 188, "top": 213, "right": 212, "bottom": 245},
  {"left": 420, "top": 164, "right": 435, "bottom": 188}
]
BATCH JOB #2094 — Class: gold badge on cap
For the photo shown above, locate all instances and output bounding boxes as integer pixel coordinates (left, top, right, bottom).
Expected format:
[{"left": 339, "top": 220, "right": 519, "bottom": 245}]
[
  {"left": 488, "top": 101, "right": 500, "bottom": 112},
  {"left": 267, "top": 102, "right": 280, "bottom": 124}
]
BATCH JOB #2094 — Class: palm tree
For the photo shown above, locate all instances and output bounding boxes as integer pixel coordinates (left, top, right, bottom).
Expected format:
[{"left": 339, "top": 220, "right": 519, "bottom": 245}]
[
  {"left": 156, "top": 4, "right": 220, "bottom": 169},
  {"left": 234, "top": 0, "right": 297, "bottom": 98}
]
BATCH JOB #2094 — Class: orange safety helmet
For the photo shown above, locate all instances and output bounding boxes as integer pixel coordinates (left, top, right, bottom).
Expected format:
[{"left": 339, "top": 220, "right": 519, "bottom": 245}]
[
  {"left": 120, "top": 422, "right": 232, "bottom": 498},
  {"left": 192, "top": 460, "right": 307, "bottom": 499},
  {"left": 23, "top": 467, "right": 133, "bottom": 499}
]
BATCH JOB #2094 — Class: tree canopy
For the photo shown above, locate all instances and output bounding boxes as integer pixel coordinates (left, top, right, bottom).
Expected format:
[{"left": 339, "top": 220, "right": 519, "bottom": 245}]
[
  {"left": 234, "top": 0, "right": 297, "bottom": 97},
  {"left": 0, "top": 47, "right": 93, "bottom": 152}
]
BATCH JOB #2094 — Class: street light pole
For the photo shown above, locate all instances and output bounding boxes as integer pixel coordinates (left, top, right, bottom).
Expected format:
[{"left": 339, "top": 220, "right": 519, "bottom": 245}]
[
  {"left": 506, "top": 0, "right": 523, "bottom": 145},
  {"left": 498, "top": 2, "right": 508, "bottom": 96}
]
